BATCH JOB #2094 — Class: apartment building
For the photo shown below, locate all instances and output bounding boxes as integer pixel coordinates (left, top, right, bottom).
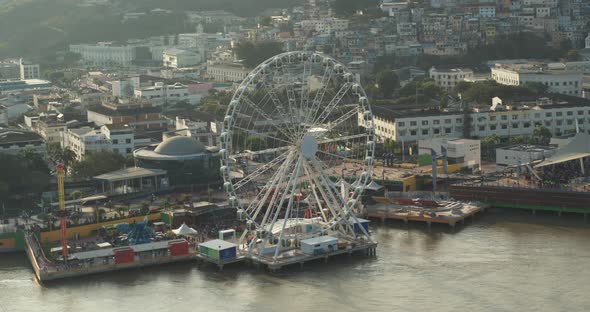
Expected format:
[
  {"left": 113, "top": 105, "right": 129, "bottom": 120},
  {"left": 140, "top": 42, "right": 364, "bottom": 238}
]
[{"left": 361, "top": 98, "right": 590, "bottom": 142}]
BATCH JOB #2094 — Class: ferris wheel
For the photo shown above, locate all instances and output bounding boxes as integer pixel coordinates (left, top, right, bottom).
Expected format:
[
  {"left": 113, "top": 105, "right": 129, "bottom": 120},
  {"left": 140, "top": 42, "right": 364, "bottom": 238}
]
[{"left": 219, "top": 51, "right": 375, "bottom": 259}]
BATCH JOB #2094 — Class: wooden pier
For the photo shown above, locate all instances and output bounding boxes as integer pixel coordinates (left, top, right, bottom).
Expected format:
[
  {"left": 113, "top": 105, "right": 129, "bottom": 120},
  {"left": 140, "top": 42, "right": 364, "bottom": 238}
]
[{"left": 365, "top": 201, "right": 487, "bottom": 229}]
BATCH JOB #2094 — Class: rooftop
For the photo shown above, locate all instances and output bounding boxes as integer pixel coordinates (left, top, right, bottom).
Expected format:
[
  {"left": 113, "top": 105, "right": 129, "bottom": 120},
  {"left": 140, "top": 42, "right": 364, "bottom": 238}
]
[
  {"left": 154, "top": 136, "right": 205, "bottom": 156},
  {"left": 498, "top": 145, "right": 557, "bottom": 152},
  {"left": 0, "top": 128, "right": 44, "bottom": 145},
  {"left": 94, "top": 167, "right": 167, "bottom": 182}
]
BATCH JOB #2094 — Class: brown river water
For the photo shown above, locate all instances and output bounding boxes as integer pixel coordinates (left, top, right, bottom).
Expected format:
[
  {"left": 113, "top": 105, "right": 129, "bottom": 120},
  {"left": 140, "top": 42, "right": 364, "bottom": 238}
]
[{"left": 1, "top": 209, "right": 589, "bottom": 312}]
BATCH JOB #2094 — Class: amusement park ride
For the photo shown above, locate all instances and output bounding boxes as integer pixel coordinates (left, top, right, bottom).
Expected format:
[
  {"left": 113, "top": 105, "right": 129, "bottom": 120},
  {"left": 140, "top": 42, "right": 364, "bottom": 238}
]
[
  {"left": 219, "top": 51, "right": 377, "bottom": 264},
  {"left": 56, "top": 163, "right": 68, "bottom": 261}
]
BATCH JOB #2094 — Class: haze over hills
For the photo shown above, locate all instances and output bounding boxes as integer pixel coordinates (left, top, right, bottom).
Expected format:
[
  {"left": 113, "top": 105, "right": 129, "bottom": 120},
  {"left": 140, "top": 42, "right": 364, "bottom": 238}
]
[{"left": 0, "top": 0, "right": 301, "bottom": 59}]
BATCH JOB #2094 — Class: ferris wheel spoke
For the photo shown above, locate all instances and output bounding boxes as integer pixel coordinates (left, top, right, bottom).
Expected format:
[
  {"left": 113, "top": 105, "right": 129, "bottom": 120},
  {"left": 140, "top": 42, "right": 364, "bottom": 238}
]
[
  {"left": 272, "top": 156, "right": 303, "bottom": 259},
  {"left": 301, "top": 159, "right": 331, "bottom": 223},
  {"left": 247, "top": 150, "right": 296, "bottom": 224},
  {"left": 321, "top": 107, "right": 360, "bottom": 132},
  {"left": 303, "top": 65, "right": 334, "bottom": 129},
  {"left": 244, "top": 151, "right": 297, "bottom": 255},
  {"left": 232, "top": 125, "right": 294, "bottom": 146},
  {"left": 233, "top": 145, "right": 291, "bottom": 158},
  {"left": 258, "top": 155, "right": 303, "bottom": 258},
  {"left": 260, "top": 81, "right": 299, "bottom": 136},
  {"left": 312, "top": 82, "right": 352, "bottom": 126},
  {"left": 241, "top": 96, "right": 296, "bottom": 140},
  {"left": 317, "top": 133, "right": 368, "bottom": 144},
  {"left": 316, "top": 149, "right": 355, "bottom": 162},
  {"left": 233, "top": 151, "right": 290, "bottom": 191},
  {"left": 302, "top": 158, "right": 344, "bottom": 221}
]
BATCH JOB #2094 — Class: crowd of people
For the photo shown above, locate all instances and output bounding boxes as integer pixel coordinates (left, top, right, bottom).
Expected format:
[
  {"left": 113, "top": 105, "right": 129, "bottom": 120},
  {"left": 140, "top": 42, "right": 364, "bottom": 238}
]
[{"left": 537, "top": 159, "right": 590, "bottom": 189}]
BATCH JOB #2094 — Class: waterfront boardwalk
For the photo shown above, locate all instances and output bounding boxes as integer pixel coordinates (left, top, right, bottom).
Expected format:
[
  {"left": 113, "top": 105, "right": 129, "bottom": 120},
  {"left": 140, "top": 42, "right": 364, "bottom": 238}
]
[{"left": 365, "top": 200, "right": 486, "bottom": 229}]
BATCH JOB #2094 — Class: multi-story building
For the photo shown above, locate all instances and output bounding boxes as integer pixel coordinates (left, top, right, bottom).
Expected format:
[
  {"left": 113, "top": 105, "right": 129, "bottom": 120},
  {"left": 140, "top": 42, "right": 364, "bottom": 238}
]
[
  {"left": 0, "top": 79, "right": 52, "bottom": 94},
  {"left": 0, "top": 128, "right": 46, "bottom": 157},
  {"left": 32, "top": 115, "right": 67, "bottom": 145},
  {"left": 491, "top": 64, "right": 583, "bottom": 97},
  {"left": 19, "top": 59, "right": 40, "bottom": 80},
  {"left": 429, "top": 67, "right": 474, "bottom": 91},
  {"left": 495, "top": 145, "right": 557, "bottom": 166},
  {"left": 62, "top": 124, "right": 134, "bottom": 160},
  {"left": 174, "top": 117, "right": 219, "bottom": 146},
  {"left": 206, "top": 64, "right": 250, "bottom": 82},
  {"left": 163, "top": 48, "right": 202, "bottom": 68},
  {"left": 110, "top": 76, "right": 140, "bottom": 97},
  {"left": 134, "top": 82, "right": 195, "bottom": 106},
  {"left": 69, "top": 42, "right": 136, "bottom": 66},
  {"left": 361, "top": 97, "right": 590, "bottom": 142},
  {"left": 0, "top": 61, "right": 19, "bottom": 79},
  {"left": 87, "top": 100, "right": 166, "bottom": 129},
  {"left": 418, "top": 138, "right": 481, "bottom": 170}
]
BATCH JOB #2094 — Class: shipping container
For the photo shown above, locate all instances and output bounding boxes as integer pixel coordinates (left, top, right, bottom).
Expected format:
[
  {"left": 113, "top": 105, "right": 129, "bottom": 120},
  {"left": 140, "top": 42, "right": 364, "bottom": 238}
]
[
  {"left": 169, "top": 241, "right": 189, "bottom": 256},
  {"left": 300, "top": 236, "right": 338, "bottom": 255},
  {"left": 349, "top": 217, "right": 370, "bottom": 234},
  {"left": 114, "top": 247, "right": 134, "bottom": 264},
  {"left": 198, "top": 239, "right": 237, "bottom": 261}
]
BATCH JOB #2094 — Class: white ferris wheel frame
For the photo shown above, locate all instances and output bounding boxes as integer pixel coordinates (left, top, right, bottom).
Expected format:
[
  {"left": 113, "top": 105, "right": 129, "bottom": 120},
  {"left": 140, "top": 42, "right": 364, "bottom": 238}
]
[{"left": 218, "top": 51, "right": 376, "bottom": 255}]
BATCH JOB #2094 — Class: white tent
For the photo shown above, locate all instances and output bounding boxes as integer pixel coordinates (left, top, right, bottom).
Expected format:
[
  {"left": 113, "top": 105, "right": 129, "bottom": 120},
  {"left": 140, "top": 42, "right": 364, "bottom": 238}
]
[{"left": 172, "top": 223, "right": 198, "bottom": 235}]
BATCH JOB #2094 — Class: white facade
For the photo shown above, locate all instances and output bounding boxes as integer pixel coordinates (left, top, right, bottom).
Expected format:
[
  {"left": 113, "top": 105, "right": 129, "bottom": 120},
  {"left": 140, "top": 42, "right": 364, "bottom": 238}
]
[
  {"left": 491, "top": 66, "right": 583, "bottom": 97},
  {"left": 429, "top": 67, "right": 474, "bottom": 91},
  {"left": 478, "top": 6, "right": 496, "bottom": 18},
  {"left": 70, "top": 42, "right": 136, "bottom": 66},
  {"left": 299, "top": 18, "right": 348, "bottom": 34},
  {"left": 496, "top": 145, "right": 557, "bottom": 166},
  {"left": 19, "top": 59, "right": 40, "bottom": 80},
  {"left": 362, "top": 103, "right": 590, "bottom": 142},
  {"left": 206, "top": 64, "right": 250, "bottom": 82},
  {"left": 62, "top": 125, "right": 134, "bottom": 160},
  {"left": 418, "top": 138, "right": 481, "bottom": 169},
  {"left": 134, "top": 82, "right": 194, "bottom": 106},
  {"left": 110, "top": 76, "right": 140, "bottom": 97},
  {"left": 163, "top": 48, "right": 202, "bottom": 68},
  {"left": 174, "top": 117, "right": 219, "bottom": 146}
]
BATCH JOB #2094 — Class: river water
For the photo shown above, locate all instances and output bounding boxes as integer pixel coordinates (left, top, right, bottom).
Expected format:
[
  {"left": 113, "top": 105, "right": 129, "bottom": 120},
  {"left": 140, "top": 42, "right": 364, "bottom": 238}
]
[{"left": 1, "top": 209, "right": 589, "bottom": 312}]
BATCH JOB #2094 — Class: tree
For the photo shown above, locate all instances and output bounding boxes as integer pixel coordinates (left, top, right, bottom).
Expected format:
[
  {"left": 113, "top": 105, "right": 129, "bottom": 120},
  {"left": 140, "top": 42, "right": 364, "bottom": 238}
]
[
  {"left": 245, "top": 136, "right": 267, "bottom": 151},
  {"left": 235, "top": 41, "right": 283, "bottom": 68},
  {"left": 69, "top": 190, "right": 82, "bottom": 201},
  {"left": 562, "top": 49, "right": 580, "bottom": 62},
  {"left": 333, "top": 0, "right": 379, "bottom": 16},
  {"left": 0, "top": 153, "right": 50, "bottom": 204},
  {"left": 532, "top": 125, "right": 552, "bottom": 145},
  {"left": 376, "top": 70, "right": 399, "bottom": 98},
  {"left": 71, "top": 150, "right": 126, "bottom": 179},
  {"left": 48, "top": 144, "right": 77, "bottom": 174}
]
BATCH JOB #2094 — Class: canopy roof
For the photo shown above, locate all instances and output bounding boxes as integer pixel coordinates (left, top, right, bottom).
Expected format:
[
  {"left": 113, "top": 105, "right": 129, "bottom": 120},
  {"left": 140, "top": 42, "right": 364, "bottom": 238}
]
[
  {"left": 94, "top": 167, "right": 167, "bottom": 182},
  {"left": 172, "top": 223, "right": 198, "bottom": 235},
  {"left": 535, "top": 133, "right": 590, "bottom": 168}
]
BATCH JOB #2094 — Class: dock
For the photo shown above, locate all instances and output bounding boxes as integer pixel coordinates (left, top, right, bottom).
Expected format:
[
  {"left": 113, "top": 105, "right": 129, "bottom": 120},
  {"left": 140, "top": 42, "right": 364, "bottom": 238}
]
[
  {"left": 195, "top": 238, "right": 377, "bottom": 272},
  {"left": 365, "top": 199, "right": 487, "bottom": 229},
  {"left": 252, "top": 240, "right": 377, "bottom": 271},
  {"left": 24, "top": 233, "right": 198, "bottom": 282}
]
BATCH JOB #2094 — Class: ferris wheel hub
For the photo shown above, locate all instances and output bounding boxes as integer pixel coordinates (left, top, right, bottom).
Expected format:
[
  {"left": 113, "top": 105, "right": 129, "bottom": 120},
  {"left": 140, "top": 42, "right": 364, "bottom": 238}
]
[{"left": 300, "top": 135, "right": 318, "bottom": 159}]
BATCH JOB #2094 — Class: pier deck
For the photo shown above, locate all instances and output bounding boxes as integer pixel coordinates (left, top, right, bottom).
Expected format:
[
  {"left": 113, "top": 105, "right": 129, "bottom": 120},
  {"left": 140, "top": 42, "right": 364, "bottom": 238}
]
[
  {"left": 365, "top": 201, "right": 486, "bottom": 228},
  {"left": 24, "top": 233, "right": 198, "bottom": 282}
]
